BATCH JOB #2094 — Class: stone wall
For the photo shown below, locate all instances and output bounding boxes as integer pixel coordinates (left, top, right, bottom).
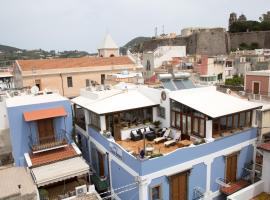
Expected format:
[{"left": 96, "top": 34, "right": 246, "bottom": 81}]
[
  {"left": 136, "top": 30, "right": 270, "bottom": 56},
  {"left": 138, "top": 29, "right": 230, "bottom": 56},
  {"left": 230, "top": 31, "right": 270, "bottom": 50}
]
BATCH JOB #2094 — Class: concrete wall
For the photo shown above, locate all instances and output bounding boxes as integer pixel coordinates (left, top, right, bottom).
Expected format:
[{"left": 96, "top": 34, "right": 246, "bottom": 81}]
[
  {"left": 0, "top": 99, "right": 9, "bottom": 130},
  {"left": 227, "top": 180, "right": 265, "bottom": 200},
  {"left": 6, "top": 100, "right": 73, "bottom": 166},
  {"left": 22, "top": 68, "right": 138, "bottom": 98}
]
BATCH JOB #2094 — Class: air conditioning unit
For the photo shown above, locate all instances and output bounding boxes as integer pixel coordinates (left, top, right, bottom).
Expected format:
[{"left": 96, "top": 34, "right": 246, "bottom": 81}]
[{"left": 75, "top": 185, "right": 87, "bottom": 197}]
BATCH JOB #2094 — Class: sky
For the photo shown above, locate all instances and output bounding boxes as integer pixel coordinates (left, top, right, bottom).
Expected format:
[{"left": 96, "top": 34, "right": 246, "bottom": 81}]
[{"left": 0, "top": 0, "right": 270, "bottom": 53}]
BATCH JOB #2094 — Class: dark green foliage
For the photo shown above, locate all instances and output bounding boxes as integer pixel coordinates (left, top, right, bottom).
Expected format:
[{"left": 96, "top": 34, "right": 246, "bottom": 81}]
[
  {"left": 225, "top": 75, "right": 244, "bottom": 86},
  {"left": 238, "top": 42, "right": 259, "bottom": 50},
  {"left": 229, "top": 20, "right": 270, "bottom": 33}
]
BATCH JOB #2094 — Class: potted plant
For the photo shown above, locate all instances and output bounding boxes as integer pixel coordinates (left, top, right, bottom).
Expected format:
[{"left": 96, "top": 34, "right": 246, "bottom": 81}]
[
  {"left": 153, "top": 120, "right": 161, "bottom": 129},
  {"left": 102, "top": 130, "right": 111, "bottom": 138}
]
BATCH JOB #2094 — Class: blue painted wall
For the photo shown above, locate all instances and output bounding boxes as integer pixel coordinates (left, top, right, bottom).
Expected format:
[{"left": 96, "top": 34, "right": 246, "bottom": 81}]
[
  {"left": 148, "top": 176, "right": 169, "bottom": 200},
  {"left": 76, "top": 131, "right": 90, "bottom": 163},
  {"left": 210, "top": 144, "right": 254, "bottom": 193},
  {"left": 86, "top": 126, "right": 256, "bottom": 200},
  {"left": 189, "top": 163, "right": 207, "bottom": 200},
  {"left": 7, "top": 100, "right": 73, "bottom": 166},
  {"left": 237, "top": 144, "right": 254, "bottom": 179},
  {"left": 147, "top": 163, "right": 207, "bottom": 200},
  {"left": 141, "top": 128, "right": 256, "bottom": 175},
  {"left": 211, "top": 156, "right": 226, "bottom": 192},
  {"left": 110, "top": 160, "right": 139, "bottom": 200}
]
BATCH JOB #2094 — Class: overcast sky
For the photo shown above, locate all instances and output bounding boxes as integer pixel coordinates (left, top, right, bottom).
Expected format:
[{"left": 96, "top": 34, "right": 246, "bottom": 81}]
[{"left": 0, "top": 0, "right": 270, "bottom": 53}]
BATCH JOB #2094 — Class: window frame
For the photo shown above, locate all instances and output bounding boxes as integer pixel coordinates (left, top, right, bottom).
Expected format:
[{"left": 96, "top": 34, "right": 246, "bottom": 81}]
[
  {"left": 67, "top": 76, "right": 73, "bottom": 88},
  {"left": 150, "top": 184, "right": 162, "bottom": 200},
  {"left": 157, "top": 106, "right": 166, "bottom": 119}
]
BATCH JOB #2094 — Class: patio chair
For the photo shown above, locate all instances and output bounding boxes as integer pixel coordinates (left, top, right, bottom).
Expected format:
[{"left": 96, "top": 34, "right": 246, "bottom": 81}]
[
  {"left": 154, "top": 129, "right": 171, "bottom": 144},
  {"left": 164, "top": 131, "right": 181, "bottom": 147},
  {"left": 130, "top": 130, "right": 141, "bottom": 141},
  {"left": 145, "top": 127, "right": 156, "bottom": 141},
  {"left": 158, "top": 127, "right": 167, "bottom": 137}
]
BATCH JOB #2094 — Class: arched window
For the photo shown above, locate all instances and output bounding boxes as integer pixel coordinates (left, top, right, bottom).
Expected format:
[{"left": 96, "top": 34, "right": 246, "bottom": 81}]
[{"left": 110, "top": 54, "right": 115, "bottom": 57}]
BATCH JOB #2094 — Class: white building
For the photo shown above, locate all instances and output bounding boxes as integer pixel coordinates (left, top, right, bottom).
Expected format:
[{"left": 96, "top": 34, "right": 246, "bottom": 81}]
[
  {"left": 142, "top": 46, "right": 186, "bottom": 78},
  {"left": 98, "top": 34, "right": 119, "bottom": 58}
]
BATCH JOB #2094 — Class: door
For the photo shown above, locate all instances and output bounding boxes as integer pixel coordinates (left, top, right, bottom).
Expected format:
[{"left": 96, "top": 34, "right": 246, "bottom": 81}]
[
  {"left": 226, "top": 154, "right": 238, "bottom": 183},
  {"left": 170, "top": 171, "right": 188, "bottom": 200},
  {"left": 37, "top": 118, "right": 55, "bottom": 144},
  {"left": 101, "top": 74, "right": 105, "bottom": 85},
  {"left": 97, "top": 151, "right": 104, "bottom": 177},
  {"left": 253, "top": 82, "right": 260, "bottom": 94},
  {"left": 113, "top": 114, "right": 121, "bottom": 141},
  {"left": 35, "top": 79, "right": 41, "bottom": 90}
]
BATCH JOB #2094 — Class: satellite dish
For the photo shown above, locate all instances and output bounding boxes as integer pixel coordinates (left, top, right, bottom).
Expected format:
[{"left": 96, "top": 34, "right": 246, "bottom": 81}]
[{"left": 31, "top": 86, "right": 39, "bottom": 95}]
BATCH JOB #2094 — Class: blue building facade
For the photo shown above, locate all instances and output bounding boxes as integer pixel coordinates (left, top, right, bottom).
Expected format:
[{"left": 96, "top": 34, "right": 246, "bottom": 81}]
[
  {"left": 72, "top": 86, "right": 261, "bottom": 200},
  {"left": 6, "top": 95, "right": 73, "bottom": 166},
  {"left": 75, "top": 123, "right": 257, "bottom": 200}
]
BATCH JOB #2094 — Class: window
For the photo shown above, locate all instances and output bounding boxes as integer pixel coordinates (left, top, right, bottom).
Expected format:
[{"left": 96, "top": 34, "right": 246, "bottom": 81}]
[
  {"left": 146, "top": 60, "right": 151, "bottom": 71},
  {"left": 157, "top": 106, "right": 165, "bottom": 119},
  {"left": 86, "top": 79, "right": 90, "bottom": 87},
  {"left": 67, "top": 76, "right": 73, "bottom": 88},
  {"left": 171, "top": 111, "right": 175, "bottom": 127},
  {"left": 90, "top": 111, "right": 100, "bottom": 130},
  {"left": 150, "top": 185, "right": 162, "bottom": 200},
  {"left": 101, "top": 74, "right": 105, "bottom": 85}
]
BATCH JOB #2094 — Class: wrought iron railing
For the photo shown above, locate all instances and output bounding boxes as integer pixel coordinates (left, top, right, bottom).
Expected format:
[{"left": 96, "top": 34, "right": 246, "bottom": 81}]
[
  {"left": 29, "top": 129, "right": 71, "bottom": 152},
  {"left": 193, "top": 187, "right": 205, "bottom": 200}
]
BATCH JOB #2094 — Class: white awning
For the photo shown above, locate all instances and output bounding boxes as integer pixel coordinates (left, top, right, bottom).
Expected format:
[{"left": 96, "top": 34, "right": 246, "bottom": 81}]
[
  {"left": 31, "top": 157, "right": 89, "bottom": 187},
  {"left": 72, "top": 90, "right": 158, "bottom": 115},
  {"left": 170, "top": 87, "right": 262, "bottom": 118}
]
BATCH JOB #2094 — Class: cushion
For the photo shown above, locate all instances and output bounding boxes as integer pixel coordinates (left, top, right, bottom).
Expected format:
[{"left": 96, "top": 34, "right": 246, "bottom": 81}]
[
  {"left": 132, "top": 130, "right": 137, "bottom": 135},
  {"left": 140, "top": 128, "right": 145, "bottom": 133},
  {"left": 145, "top": 127, "right": 151, "bottom": 132}
]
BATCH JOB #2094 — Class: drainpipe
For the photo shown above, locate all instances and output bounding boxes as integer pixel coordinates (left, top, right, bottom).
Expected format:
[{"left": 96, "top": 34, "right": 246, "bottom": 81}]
[
  {"left": 60, "top": 73, "right": 65, "bottom": 96},
  {"left": 106, "top": 152, "right": 112, "bottom": 197}
]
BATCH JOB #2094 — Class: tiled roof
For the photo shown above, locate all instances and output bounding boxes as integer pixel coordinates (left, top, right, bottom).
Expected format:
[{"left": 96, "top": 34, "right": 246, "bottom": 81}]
[
  {"left": 258, "top": 142, "right": 270, "bottom": 152},
  {"left": 30, "top": 146, "right": 78, "bottom": 167},
  {"left": 17, "top": 56, "right": 134, "bottom": 71}
]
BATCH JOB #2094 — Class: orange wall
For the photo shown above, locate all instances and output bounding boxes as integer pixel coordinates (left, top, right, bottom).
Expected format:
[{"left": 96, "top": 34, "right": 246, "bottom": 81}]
[{"left": 245, "top": 75, "right": 269, "bottom": 95}]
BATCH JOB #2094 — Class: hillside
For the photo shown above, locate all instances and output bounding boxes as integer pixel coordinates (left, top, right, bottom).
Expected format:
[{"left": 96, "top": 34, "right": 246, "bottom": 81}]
[
  {"left": 0, "top": 44, "right": 20, "bottom": 52},
  {"left": 120, "top": 36, "right": 151, "bottom": 54}
]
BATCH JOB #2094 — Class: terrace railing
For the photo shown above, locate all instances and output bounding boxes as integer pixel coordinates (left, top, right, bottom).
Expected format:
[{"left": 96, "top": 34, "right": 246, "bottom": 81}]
[{"left": 29, "top": 129, "right": 70, "bottom": 153}]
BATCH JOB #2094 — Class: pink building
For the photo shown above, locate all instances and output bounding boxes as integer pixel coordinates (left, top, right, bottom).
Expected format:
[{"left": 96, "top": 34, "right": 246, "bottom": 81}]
[{"left": 245, "top": 70, "right": 270, "bottom": 96}]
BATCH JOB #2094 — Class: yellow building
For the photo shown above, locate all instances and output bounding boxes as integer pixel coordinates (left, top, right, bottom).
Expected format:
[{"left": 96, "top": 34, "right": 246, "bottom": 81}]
[{"left": 13, "top": 56, "right": 141, "bottom": 98}]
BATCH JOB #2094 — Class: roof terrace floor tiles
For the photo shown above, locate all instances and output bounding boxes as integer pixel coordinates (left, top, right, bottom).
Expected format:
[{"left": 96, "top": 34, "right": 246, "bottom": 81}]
[
  {"left": 220, "top": 180, "right": 249, "bottom": 196},
  {"left": 258, "top": 142, "right": 270, "bottom": 152},
  {"left": 30, "top": 145, "right": 78, "bottom": 167},
  {"left": 116, "top": 139, "right": 180, "bottom": 156}
]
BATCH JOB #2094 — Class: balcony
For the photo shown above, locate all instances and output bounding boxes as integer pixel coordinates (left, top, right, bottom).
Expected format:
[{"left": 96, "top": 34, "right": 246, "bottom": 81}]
[{"left": 29, "top": 130, "right": 70, "bottom": 153}]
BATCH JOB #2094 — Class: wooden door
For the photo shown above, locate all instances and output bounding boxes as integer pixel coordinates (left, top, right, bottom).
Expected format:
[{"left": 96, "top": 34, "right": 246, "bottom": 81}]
[
  {"left": 37, "top": 118, "right": 54, "bottom": 144},
  {"left": 226, "top": 154, "right": 238, "bottom": 183},
  {"left": 113, "top": 114, "right": 121, "bottom": 141},
  {"left": 97, "top": 151, "right": 104, "bottom": 177},
  {"left": 170, "top": 171, "right": 188, "bottom": 200},
  {"left": 253, "top": 82, "right": 260, "bottom": 94}
]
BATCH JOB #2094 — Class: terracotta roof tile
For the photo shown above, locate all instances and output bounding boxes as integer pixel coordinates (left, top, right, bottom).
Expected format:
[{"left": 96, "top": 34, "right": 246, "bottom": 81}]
[
  {"left": 220, "top": 180, "right": 249, "bottom": 195},
  {"left": 30, "top": 146, "right": 78, "bottom": 167},
  {"left": 17, "top": 56, "right": 135, "bottom": 71},
  {"left": 258, "top": 142, "right": 270, "bottom": 152}
]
